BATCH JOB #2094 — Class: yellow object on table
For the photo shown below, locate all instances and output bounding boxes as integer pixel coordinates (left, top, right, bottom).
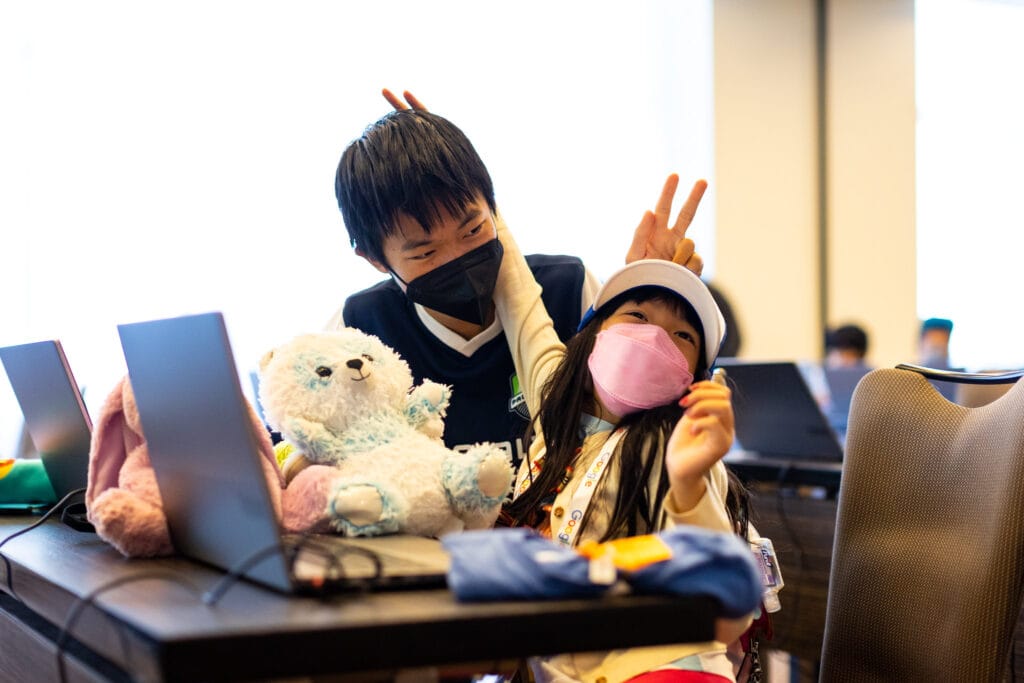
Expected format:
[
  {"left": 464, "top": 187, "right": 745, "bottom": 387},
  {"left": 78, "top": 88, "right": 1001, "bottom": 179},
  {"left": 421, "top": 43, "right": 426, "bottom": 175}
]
[{"left": 578, "top": 534, "right": 674, "bottom": 572}]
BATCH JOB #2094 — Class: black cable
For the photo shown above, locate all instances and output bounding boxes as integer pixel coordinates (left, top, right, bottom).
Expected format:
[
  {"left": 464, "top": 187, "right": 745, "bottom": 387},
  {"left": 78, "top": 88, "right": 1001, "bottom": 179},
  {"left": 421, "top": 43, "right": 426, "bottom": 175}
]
[
  {"left": 0, "top": 487, "right": 87, "bottom": 551},
  {"left": 201, "top": 533, "right": 384, "bottom": 606},
  {"left": 55, "top": 570, "right": 202, "bottom": 683},
  {"left": 0, "top": 487, "right": 88, "bottom": 600},
  {"left": 201, "top": 542, "right": 289, "bottom": 606},
  {"left": 287, "top": 534, "right": 383, "bottom": 586},
  {"left": 9, "top": 510, "right": 384, "bottom": 681}
]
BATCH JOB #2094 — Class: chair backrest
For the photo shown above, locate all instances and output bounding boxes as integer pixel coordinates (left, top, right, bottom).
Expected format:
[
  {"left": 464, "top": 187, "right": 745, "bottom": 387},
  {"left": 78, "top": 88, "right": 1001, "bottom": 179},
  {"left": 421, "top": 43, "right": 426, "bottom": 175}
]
[
  {"left": 955, "top": 373, "right": 1018, "bottom": 408},
  {"left": 820, "top": 366, "right": 1024, "bottom": 681}
]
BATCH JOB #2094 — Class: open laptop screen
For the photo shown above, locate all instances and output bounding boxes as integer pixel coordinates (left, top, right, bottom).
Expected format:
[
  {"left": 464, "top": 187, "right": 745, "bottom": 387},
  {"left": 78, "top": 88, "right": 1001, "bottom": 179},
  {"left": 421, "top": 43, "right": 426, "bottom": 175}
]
[
  {"left": 117, "top": 312, "right": 449, "bottom": 594},
  {"left": 716, "top": 359, "right": 844, "bottom": 462},
  {"left": 0, "top": 340, "right": 92, "bottom": 498}
]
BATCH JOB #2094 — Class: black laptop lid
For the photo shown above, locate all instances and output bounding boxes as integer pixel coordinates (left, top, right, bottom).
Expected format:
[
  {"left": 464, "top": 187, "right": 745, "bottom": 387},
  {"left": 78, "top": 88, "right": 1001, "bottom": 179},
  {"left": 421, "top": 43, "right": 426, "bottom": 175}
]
[
  {"left": 716, "top": 359, "right": 844, "bottom": 461},
  {"left": 0, "top": 340, "right": 91, "bottom": 497}
]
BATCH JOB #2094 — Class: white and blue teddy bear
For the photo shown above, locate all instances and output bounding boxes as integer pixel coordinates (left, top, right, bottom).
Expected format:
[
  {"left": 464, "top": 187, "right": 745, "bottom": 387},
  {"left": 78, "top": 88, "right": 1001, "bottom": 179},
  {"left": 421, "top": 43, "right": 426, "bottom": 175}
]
[{"left": 257, "top": 328, "right": 513, "bottom": 537}]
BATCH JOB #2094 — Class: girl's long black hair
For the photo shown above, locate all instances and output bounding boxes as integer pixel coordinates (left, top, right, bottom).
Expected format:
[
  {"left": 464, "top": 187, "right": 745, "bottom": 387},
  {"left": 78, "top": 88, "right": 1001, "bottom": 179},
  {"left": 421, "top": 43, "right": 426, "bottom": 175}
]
[{"left": 503, "top": 286, "right": 750, "bottom": 542}]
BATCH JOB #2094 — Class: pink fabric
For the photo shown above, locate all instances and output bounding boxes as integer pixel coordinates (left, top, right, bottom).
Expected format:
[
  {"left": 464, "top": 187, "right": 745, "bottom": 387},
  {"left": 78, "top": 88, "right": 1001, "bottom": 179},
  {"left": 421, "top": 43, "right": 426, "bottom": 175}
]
[
  {"left": 588, "top": 323, "right": 693, "bottom": 416},
  {"left": 624, "top": 670, "right": 731, "bottom": 683},
  {"left": 86, "top": 375, "right": 328, "bottom": 557}
]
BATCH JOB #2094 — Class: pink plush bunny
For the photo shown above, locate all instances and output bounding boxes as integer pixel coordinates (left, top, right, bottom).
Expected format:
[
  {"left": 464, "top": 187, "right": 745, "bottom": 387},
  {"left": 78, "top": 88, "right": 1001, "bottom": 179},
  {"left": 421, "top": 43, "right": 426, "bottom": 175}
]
[{"left": 86, "top": 376, "right": 338, "bottom": 557}]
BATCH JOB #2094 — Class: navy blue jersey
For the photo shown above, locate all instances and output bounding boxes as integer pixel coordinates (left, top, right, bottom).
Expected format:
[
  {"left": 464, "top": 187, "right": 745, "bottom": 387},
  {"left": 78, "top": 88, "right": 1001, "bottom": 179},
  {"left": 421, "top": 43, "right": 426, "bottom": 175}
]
[{"left": 342, "top": 254, "right": 586, "bottom": 464}]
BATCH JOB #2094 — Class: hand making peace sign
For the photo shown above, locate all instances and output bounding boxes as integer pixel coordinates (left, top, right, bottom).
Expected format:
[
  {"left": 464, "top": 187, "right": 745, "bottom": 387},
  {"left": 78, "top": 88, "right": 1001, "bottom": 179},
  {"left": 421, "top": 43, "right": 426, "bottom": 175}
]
[{"left": 626, "top": 173, "right": 707, "bottom": 276}]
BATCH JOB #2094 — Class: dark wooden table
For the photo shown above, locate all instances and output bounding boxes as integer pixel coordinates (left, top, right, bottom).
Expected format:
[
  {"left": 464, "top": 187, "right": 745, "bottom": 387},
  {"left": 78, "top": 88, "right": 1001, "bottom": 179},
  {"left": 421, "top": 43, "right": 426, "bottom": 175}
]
[{"left": 0, "top": 517, "right": 720, "bottom": 682}]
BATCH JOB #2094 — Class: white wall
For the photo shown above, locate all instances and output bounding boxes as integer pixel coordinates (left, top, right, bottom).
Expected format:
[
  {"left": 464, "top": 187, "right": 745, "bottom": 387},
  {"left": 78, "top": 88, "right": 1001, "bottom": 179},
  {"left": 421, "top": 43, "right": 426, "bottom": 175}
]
[{"left": 0, "top": 1, "right": 715, "bottom": 456}]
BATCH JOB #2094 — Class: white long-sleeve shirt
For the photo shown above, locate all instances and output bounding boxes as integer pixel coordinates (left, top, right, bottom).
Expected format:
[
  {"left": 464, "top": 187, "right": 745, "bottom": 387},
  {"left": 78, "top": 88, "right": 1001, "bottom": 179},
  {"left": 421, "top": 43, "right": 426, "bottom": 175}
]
[{"left": 493, "top": 220, "right": 751, "bottom": 682}]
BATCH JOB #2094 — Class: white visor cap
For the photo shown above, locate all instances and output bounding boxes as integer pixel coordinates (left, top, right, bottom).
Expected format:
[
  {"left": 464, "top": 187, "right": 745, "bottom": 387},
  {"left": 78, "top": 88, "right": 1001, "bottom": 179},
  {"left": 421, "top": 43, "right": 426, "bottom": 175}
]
[{"left": 584, "top": 259, "right": 726, "bottom": 370}]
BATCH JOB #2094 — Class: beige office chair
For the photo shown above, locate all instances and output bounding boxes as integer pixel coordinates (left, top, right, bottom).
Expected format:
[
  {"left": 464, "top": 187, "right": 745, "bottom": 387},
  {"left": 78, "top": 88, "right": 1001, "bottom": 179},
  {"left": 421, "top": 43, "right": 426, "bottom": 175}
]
[
  {"left": 955, "top": 374, "right": 1018, "bottom": 408},
  {"left": 819, "top": 364, "right": 1024, "bottom": 682}
]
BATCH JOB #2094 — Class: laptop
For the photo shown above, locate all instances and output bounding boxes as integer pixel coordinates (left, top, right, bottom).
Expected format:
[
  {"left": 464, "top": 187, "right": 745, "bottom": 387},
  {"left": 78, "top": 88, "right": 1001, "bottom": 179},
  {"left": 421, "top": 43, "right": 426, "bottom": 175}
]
[
  {"left": 0, "top": 340, "right": 92, "bottom": 502},
  {"left": 716, "top": 359, "right": 845, "bottom": 462},
  {"left": 823, "top": 365, "right": 873, "bottom": 437},
  {"left": 116, "top": 311, "right": 450, "bottom": 594}
]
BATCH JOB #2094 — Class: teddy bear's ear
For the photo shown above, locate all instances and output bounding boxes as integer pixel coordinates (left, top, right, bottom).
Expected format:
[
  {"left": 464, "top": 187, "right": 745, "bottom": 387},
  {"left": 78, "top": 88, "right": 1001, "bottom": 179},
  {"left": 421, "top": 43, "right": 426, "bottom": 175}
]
[{"left": 259, "top": 349, "right": 275, "bottom": 371}]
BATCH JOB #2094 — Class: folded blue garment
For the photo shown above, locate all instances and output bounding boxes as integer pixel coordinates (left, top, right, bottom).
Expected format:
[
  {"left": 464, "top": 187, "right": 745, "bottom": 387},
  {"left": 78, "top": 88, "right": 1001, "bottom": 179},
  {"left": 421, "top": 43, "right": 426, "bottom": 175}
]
[
  {"left": 443, "top": 527, "right": 610, "bottom": 601},
  {"left": 626, "top": 525, "right": 763, "bottom": 618},
  {"left": 443, "top": 525, "right": 763, "bottom": 618}
]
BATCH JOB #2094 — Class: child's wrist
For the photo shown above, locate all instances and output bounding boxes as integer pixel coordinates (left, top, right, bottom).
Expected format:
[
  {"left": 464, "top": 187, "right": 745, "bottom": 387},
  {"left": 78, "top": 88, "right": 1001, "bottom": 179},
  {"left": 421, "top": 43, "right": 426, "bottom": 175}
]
[{"left": 669, "top": 475, "right": 707, "bottom": 513}]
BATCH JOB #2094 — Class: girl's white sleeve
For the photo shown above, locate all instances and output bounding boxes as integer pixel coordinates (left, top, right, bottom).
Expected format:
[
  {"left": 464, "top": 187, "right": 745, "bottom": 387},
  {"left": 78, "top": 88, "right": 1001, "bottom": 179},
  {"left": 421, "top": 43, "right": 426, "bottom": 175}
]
[
  {"left": 493, "top": 214, "right": 567, "bottom": 417},
  {"left": 662, "top": 460, "right": 734, "bottom": 533}
]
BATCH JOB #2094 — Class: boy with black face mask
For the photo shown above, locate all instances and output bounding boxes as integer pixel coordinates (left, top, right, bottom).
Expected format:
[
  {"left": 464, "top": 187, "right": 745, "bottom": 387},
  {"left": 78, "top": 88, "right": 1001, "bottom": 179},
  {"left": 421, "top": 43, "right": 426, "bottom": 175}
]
[
  {"left": 330, "top": 96, "right": 704, "bottom": 466},
  {"left": 330, "top": 107, "right": 595, "bottom": 464}
]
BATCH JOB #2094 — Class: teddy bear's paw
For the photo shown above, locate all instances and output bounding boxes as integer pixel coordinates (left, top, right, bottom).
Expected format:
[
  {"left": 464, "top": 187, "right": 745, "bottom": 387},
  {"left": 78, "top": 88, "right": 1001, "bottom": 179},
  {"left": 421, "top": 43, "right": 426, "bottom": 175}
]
[
  {"left": 477, "top": 451, "right": 514, "bottom": 500},
  {"left": 405, "top": 381, "right": 451, "bottom": 439},
  {"left": 332, "top": 484, "right": 384, "bottom": 526},
  {"left": 442, "top": 446, "right": 513, "bottom": 514},
  {"left": 327, "top": 482, "right": 405, "bottom": 536}
]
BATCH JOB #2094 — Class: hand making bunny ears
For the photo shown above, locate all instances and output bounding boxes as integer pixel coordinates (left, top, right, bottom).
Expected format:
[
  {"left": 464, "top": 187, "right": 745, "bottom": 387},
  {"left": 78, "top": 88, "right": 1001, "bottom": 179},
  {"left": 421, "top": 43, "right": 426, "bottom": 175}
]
[
  {"left": 382, "top": 88, "right": 428, "bottom": 111},
  {"left": 381, "top": 88, "right": 706, "bottom": 277},
  {"left": 626, "top": 173, "right": 707, "bottom": 276}
]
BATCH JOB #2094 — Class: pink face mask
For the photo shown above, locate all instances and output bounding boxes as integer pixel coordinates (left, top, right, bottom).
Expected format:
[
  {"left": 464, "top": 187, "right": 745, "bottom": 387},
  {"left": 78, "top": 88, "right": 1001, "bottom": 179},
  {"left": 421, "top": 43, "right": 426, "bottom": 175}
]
[{"left": 587, "top": 323, "right": 695, "bottom": 418}]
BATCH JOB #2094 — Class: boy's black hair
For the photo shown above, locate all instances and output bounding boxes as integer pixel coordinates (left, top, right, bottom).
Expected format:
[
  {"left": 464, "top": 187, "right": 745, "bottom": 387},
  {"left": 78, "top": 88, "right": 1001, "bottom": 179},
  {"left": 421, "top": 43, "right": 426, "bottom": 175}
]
[
  {"left": 504, "top": 286, "right": 750, "bottom": 542},
  {"left": 334, "top": 109, "right": 496, "bottom": 266},
  {"left": 825, "top": 323, "right": 869, "bottom": 357}
]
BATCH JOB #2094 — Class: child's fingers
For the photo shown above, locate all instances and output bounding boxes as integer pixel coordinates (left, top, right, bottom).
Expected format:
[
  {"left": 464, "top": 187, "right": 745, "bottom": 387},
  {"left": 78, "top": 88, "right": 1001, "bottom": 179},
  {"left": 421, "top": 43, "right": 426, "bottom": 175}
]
[
  {"left": 382, "top": 88, "right": 408, "bottom": 110},
  {"left": 681, "top": 397, "right": 733, "bottom": 421},
  {"left": 679, "top": 382, "right": 730, "bottom": 407},
  {"left": 671, "top": 179, "right": 709, "bottom": 238},
  {"left": 625, "top": 210, "right": 657, "bottom": 263},
  {"left": 686, "top": 414, "right": 731, "bottom": 437},
  {"left": 688, "top": 377, "right": 730, "bottom": 392},
  {"left": 682, "top": 402, "right": 734, "bottom": 435},
  {"left": 654, "top": 174, "right": 681, "bottom": 229}
]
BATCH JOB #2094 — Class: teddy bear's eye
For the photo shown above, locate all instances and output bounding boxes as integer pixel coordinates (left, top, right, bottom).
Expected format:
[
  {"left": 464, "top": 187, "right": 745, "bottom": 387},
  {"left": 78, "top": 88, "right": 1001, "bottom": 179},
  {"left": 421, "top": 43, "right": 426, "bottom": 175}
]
[
  {"left": 361, "top": 354, "right": 374, "bottom": 363},
  {"left": 315, "top": 366, "right": 333, "bottom": 378}
]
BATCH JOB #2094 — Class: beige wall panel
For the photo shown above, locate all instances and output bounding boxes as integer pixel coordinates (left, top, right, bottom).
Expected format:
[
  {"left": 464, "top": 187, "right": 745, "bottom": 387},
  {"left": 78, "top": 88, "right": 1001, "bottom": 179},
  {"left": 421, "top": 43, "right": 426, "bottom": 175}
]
[
  {"left": 826, "top": 0, "right": 917, "bottom": 368},
  {"left": 714, "top": 0, "right": 821, "bottom": 361}
]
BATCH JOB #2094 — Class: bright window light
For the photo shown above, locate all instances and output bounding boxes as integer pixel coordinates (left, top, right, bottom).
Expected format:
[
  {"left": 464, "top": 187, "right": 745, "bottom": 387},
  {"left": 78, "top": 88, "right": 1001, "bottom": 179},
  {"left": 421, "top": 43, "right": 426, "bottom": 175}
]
[
  {"left": 916, "top": 0, "right": 1024, "bottom": 370},
  {"left": 0, "top": 1, "right": 713, "bottom": 454}
]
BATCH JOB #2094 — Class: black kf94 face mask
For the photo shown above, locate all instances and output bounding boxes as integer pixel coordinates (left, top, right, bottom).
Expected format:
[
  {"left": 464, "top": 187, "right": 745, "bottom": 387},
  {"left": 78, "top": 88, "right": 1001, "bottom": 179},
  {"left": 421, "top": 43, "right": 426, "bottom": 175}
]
[{"left": 392, "top": 239, "right": 505, "bottom": 325}]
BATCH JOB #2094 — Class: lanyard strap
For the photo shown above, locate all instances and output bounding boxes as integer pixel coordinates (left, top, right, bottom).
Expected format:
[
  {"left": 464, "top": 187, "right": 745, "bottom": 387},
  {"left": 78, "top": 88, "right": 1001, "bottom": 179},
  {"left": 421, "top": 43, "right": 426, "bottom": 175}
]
[
  {"left": 553, "top": 429, "right": 625, "bottom": 548},
  {"left": 514, "top": 449, "right": 545, "bottom": 499}
]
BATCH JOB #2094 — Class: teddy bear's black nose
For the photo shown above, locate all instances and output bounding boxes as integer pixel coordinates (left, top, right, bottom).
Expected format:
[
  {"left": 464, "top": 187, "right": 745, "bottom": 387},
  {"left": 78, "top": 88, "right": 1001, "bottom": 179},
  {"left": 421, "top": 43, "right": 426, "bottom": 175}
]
[{"left": 346, "top": 358, "right": 363, "bottom": 371}]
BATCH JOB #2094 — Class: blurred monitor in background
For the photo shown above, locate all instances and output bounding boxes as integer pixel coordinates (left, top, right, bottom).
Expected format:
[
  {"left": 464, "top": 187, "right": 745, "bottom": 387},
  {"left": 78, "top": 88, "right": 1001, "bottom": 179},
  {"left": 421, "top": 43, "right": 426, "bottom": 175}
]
[{"left": 814, "top": 323, "right": 874, "bottom": 444}]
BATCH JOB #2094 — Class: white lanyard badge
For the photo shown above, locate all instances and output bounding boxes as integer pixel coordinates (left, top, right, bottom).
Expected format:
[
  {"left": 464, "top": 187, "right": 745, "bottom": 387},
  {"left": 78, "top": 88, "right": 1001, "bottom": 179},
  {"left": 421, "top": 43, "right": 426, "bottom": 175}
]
[{"left": 551, "top": 429, "right": 625, "bottom": 548}]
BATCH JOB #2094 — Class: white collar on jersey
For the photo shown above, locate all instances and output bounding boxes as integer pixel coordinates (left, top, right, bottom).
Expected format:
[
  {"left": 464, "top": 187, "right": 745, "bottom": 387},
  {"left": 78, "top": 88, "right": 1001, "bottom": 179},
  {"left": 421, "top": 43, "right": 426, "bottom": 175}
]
[{"left": 414, "top": 303, "right": 504, "bottom": 357}]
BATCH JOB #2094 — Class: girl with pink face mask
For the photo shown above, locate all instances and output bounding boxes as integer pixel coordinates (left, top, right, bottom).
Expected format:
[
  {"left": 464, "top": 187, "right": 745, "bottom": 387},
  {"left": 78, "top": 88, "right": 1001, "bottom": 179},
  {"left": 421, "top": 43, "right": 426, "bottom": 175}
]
[{"left": 492, "top": 208, "right": 758, "bottom": 682}]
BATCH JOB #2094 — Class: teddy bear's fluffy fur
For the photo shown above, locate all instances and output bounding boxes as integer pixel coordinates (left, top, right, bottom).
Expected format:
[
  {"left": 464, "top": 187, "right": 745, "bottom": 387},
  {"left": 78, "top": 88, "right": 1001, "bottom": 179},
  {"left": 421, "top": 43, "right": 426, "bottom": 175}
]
[
  {"left": 84, "top": 328, "right": 512, "bottom": 557},
  {"left": 259, "top": 329, "right": 513, "bottom": 538}
]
